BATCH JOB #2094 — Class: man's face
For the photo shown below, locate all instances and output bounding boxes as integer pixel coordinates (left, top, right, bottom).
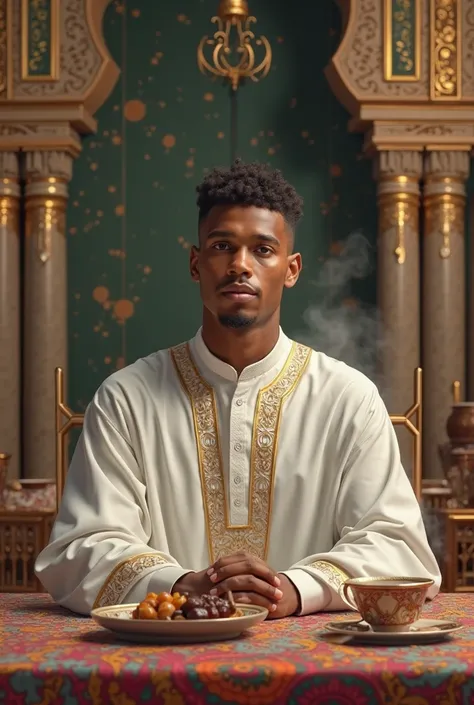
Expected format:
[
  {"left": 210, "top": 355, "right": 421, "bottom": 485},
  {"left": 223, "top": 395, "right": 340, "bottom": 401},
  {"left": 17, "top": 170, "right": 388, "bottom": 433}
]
[{"left": 190, "top": 205, "right": 302, "bottom": 329}]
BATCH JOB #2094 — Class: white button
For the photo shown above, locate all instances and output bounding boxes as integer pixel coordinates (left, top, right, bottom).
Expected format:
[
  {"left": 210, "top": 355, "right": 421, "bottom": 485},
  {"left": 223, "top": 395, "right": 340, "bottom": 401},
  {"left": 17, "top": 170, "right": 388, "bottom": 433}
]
[
  {"left": 233, "top": 498, "right": 242, "bottom": 507},
  {"left": 234, "top": 443, "right": 242, "bottom": 452},
  {"left": 236, "top": 398, "right": 243, "bottom": 406},
  {"left": 234, "top": 475, "right": 241, "bottom": 484}
]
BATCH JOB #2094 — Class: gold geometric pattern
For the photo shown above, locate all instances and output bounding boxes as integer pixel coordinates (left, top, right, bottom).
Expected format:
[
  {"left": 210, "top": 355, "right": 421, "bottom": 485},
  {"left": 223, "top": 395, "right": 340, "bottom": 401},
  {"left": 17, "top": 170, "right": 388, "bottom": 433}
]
[
  {"left": 306, "top": 559, "right": 351, "bottom": 593},
  {"left": 93, "top": 552, "right": 168, "bottom": 609},
  {"left": 171, "top": 341, "right": 312, "bottom": 563}
]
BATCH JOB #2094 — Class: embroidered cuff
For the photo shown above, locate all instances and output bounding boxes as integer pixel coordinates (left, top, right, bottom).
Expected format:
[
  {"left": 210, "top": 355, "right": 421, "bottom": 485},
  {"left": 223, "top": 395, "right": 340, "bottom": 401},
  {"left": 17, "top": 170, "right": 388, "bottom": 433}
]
[
  {"left": 123, "top": 566, "right": 193, "bottom": 603},
  {"left": 280, "top": 568, "right": 331, "bottom": 616}
]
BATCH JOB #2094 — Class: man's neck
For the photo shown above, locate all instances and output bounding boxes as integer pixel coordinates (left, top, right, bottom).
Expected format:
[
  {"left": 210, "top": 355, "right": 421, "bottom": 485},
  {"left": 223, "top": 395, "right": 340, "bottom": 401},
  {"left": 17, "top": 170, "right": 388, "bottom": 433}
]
[{"left": 201, "top": 312, "right": 281, "bottom": 376}]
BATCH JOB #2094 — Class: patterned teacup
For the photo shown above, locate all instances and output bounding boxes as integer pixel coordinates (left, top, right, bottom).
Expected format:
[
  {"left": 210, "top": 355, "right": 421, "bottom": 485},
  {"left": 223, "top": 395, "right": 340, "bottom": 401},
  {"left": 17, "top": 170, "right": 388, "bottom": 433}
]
[{"left": 340, "top": 576, "right": 434, "bottom": 632}]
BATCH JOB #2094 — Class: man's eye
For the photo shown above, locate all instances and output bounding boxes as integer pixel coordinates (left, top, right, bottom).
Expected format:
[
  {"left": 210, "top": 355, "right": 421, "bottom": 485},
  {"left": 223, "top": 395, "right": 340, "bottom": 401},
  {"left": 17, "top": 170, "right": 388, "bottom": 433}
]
[
  {"left": 257, "top": 246, "right": 272, "bottom": 255},
  {"left": 213, "top": 243, "right": 230, "bottom": 251}
]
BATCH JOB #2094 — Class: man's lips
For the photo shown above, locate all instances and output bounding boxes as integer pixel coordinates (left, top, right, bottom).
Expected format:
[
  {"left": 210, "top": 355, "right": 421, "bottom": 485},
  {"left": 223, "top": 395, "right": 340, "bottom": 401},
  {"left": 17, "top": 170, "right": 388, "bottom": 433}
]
[{"left": 220, "top": 285, "right": 258, "bottom": 301}]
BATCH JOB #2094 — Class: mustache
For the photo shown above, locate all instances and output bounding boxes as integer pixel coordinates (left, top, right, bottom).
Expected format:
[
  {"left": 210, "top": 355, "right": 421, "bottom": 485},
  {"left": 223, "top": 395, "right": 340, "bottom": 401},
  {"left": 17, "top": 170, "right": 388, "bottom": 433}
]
[{"left": 217, "top": 277, "right": 261, "bottom": 295}]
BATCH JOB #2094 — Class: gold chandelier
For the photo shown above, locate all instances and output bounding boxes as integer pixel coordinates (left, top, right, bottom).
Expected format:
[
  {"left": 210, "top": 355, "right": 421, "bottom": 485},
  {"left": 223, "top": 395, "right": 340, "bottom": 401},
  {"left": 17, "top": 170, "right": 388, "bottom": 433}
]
[{"left": 197, "top": 0, "right": 272, "bottom": 92}]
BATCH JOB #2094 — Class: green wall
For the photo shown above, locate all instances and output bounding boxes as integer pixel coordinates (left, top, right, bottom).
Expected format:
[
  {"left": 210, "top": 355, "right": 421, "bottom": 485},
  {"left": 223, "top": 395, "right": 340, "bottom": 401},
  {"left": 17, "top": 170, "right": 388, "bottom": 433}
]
[{"left": 68, "top": 0, "right": 377, "bottom": 410}]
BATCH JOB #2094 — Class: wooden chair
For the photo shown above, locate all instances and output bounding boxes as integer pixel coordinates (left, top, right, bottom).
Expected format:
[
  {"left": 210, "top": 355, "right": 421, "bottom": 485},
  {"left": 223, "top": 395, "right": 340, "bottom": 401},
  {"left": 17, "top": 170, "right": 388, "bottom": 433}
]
[
  {"left": 55, "top": 368, "right": 84, "bottom": 513},
  {"left": 55, "top": 366, "right": 423, "bottom": 507},
  {"left": 388, "top": 367, "right": 423, "bottom": 501}
]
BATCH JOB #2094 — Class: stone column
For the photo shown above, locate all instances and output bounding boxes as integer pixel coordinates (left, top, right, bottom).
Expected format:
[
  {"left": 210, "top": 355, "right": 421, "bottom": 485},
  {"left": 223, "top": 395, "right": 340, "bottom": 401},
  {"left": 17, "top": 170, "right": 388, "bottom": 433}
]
[
  {"left": 422, "top": 150, "right": 469, "bottom": 478},
  {"left": 0, "top": 152, "right": 21, "bottom": 480},
  {"left": 375, "top": 150, "right": 422, "bottom": 480},
  {"left": 23, "top": 151, "right": 72, "bottom": 479}
]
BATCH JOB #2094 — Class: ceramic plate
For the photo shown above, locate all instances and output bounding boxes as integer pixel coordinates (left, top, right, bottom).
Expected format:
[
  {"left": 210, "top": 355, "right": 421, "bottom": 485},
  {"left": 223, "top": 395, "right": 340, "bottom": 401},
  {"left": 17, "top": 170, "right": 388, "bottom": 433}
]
[
  {"left": 324, "top": 618, "right": 463, "bottom": 645},
  {"left": 91, "top": 603, "right": 268, "bottom": 644}
]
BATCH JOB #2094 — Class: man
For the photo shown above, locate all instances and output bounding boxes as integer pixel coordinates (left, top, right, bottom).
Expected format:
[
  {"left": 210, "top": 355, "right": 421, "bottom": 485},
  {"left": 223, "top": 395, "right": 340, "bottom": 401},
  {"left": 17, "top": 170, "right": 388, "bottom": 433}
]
[{"left": 36, "top": 160, "right": 441, "bottom": 617}]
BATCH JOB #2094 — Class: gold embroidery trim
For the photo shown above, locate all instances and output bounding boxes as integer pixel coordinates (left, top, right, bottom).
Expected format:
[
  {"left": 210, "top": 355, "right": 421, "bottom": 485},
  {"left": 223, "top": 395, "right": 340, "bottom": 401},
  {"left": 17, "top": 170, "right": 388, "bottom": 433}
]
[
  {"left": 93, "top": 552, "right": 168, "bottom": 609},
  {"left": 307, "top": 559, "right": 351, "bottom": 593},
  {"left": 171, "top": 341, "right": 311, "bottom": 562}
]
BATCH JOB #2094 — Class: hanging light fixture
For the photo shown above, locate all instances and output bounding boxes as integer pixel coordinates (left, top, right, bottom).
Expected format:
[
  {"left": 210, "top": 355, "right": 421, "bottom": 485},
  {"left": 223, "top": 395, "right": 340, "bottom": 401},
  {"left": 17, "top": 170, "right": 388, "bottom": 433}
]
[{"left": 197, "top": 0, "right": 272, "bottom": 161}]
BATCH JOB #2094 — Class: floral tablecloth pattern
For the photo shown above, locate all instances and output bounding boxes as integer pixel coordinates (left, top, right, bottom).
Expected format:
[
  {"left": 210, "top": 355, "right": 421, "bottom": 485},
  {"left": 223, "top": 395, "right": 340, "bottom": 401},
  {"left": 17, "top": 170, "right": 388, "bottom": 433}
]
[{"left": 1, "top": 593, "right": 473, "bottom": 704}]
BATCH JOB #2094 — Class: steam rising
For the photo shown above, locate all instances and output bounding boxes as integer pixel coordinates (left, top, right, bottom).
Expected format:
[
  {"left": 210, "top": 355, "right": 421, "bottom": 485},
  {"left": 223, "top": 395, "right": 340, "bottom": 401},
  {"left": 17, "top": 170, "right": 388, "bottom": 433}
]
[
  {"left": 292, "top": 232, "right": 442, "bottom": 561},
  {"left": 293, "top": 232, "right": 385, "bottom": 394}
]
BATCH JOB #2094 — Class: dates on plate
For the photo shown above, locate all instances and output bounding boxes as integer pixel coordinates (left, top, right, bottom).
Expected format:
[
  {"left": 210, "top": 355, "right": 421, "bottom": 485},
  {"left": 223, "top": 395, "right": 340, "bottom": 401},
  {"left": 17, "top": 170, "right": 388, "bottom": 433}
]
[{"left": 131, "top": 591, "right": 238, "bottom": 621}]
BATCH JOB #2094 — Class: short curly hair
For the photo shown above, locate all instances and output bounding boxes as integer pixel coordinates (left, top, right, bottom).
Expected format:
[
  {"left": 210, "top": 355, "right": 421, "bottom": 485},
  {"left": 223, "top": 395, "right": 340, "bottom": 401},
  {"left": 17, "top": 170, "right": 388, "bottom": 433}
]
[{"left": 196, "top": 159, "right": 303, "bottom": 231}]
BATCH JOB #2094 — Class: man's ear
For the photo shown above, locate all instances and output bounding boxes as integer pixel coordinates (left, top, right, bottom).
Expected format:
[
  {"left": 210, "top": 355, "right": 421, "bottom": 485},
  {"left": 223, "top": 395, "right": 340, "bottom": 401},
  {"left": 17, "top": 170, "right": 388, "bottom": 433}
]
[
  {"left": 284, "top": 252, "right": 302, "bottom": 289},
  {"left": 190, "top": 245, "right": 200, "bottom": 282}
]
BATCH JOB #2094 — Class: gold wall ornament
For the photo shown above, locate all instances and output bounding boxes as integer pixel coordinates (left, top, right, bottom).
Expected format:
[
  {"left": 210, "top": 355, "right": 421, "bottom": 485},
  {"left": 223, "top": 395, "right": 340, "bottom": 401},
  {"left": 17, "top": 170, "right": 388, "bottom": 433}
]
[
  {"left": 423, "top": 177, "right": 465, "bottom": 260},
  {"left": 197, "top": 0, "right": 272, "bottom": 161},
  {"left": 25, "top": 178, "right": 67, "bottom": 264},
  {"left": 197, "top": 0, "right": 272, "bottom": 91},
  {"left": 384, "top": 0, "right": 421, "bottom": 81},
  {"left": 430, "top": 0, "right": 461, "bottom": 100},
  {"left": 378, "top": 174, "right": 419, "bottom": 265},
  {"left": 21, "top": 0, "right": 60, "bottom": 81}
]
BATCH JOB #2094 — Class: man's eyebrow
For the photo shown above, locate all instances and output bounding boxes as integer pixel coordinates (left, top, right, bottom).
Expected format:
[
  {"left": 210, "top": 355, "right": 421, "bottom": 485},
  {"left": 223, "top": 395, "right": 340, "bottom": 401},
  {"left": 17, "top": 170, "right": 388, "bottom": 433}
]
[{"left": 206, "top": 230, "right": 280, "bottom": 245}]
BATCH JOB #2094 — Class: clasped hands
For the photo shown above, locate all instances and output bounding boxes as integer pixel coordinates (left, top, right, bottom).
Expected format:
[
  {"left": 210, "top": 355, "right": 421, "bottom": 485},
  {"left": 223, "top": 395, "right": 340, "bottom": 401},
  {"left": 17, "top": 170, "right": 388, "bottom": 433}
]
[{"left": 174, "top": 552, "right": 299, "bottom": 619}]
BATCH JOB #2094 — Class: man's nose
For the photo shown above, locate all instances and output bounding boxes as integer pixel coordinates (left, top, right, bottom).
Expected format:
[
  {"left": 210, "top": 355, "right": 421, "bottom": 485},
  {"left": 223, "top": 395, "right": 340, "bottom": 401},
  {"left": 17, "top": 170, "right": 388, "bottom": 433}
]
[{"left": 227, "top": 249, "right": 252, "bottom": 276}]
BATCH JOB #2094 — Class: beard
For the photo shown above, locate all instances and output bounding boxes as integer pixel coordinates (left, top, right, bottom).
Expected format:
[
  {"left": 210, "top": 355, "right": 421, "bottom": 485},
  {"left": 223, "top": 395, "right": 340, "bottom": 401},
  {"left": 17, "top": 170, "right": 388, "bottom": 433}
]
[{"left": 218, "top": 313, "right": 256, "bottom": 329}]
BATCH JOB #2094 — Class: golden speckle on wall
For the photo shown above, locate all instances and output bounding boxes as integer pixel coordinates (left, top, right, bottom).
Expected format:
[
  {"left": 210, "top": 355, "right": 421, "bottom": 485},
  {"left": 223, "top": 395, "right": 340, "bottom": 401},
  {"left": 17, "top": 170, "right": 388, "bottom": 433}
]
[
  {"left": 97, "top": 210, "right": 104, "bottom": 217},
  {"left": 250, "top": 138, "right": 258, "bottom": 146},
  {"left": 143, "top": 266, "right": 152, "bottom": 275},
  {"left": 162, "top": 134, "right": 176, "bottom": 149},
  {"left": 144, "top": 154, "right": 151, "bottom": 160},
  {"left": 93, "top": 286, "right": 110, "bottom": 304},
  {"left": 115, "top": 204, "right": 125, "bottom": 216},
  {"left": 114, "top": 299, "right": 135, "bottom": 323},
  {"left": 102, "top": 331, "right": 110, "bottom": 338},
  {"left": 116, "top": 357, "right": 125, "bottom": 370},
  {"left": 177, "top": 13, "right": 190, "bottom": 24},
  {"left": 330, "top": 164, "right": 342, "bottom": 177},
  {"left": 151, "top": 51, "right": 164, "bottom": 66},
  {"left": 131, "top": 8, "right": 140, "bottom": 17},
  {"left": 186, "top": 157, "right": 194, "bottom": 168},
  {"left": 301, "top": 130, "right": 309, "bottom": 138},
  {"left": 204, "top": 92, "right": 214, "bottom": 102},
  {"left": 90, "top": 163, "right": 98, "bottom": 172},
  {"left": 108, "top": 249, "right": 126, "bottom": 259},
  {"left": 159, "top": 101, "right": 166, "bottom": 109},
  {"left": 112, "top": 135, "right": 122, "bottom": 145},
  {"left": 124, "top": 100, "right": 147, "bottom": 122},
  {"left": 69, "top": 227, "right": 77, "bottom": 235},
  {"left": 74, "top": 293, "right": 81, "bottom": 300},
  {"left": 104, "top": 356, "right": 112, "bottom": 364},
  {"left": 217, "top": 132, "right": 225, "bottom": 140},
  {"left": 108, "top": 185, "right": 116, "bottom": 193}
]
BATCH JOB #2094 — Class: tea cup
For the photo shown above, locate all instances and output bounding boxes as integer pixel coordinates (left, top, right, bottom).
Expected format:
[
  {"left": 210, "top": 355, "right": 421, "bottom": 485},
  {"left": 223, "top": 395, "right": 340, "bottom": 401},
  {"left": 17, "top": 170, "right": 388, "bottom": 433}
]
[{"left": 340, "top": 576, "right": 434, "bottom": 632}]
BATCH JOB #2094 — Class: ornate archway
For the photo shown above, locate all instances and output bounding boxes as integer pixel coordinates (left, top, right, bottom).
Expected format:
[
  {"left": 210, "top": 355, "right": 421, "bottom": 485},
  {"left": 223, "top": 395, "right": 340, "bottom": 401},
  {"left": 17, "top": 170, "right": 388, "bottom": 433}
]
[
  {"left": 0, "top": 0, "right": 119, "bottom": 479},
  {"left": 326, "top": 0, "right": 474, "bottom": 477}
]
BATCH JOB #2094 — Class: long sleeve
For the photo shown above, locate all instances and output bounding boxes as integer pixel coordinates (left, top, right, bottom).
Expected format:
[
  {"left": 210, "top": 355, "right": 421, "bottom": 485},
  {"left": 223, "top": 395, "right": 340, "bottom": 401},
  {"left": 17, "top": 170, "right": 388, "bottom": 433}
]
[
  {"left": 35, "top": 384, "right": 192, "bottom": 615},
  {"left": 280, "top": 384, "right": 442, "bottom": 616}
]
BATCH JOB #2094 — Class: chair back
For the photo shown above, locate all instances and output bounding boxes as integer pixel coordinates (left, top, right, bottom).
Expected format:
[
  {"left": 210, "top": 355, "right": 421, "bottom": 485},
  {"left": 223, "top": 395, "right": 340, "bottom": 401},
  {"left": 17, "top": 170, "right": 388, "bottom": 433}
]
[
  {"left": 388, "top": 367, "right": 422, "bottom": 500},
  {"left": 55, "top": 366, "right": 424, "bottom": 508}
]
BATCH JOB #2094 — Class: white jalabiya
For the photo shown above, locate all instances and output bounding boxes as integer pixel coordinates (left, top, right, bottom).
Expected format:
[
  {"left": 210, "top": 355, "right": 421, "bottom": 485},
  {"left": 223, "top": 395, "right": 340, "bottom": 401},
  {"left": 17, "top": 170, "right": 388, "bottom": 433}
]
[{"left": 36, "top": 329, "right": 441, "bottom": 615}]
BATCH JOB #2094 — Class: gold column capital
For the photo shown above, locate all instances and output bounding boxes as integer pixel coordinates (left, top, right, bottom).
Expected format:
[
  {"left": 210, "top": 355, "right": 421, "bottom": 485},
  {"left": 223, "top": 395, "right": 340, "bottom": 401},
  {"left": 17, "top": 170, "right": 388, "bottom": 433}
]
[
  {"left": 0, "top": 151, "right": 20, "bottom": 201},
  {"left": 423, "top": 150, "right": 470, "bottom": 182},
  {"left": 25, "top": 150, "right": 74, "bottom": 184},
  {"left": 375, "top": 150, "right": 423, "bottom": 181}
]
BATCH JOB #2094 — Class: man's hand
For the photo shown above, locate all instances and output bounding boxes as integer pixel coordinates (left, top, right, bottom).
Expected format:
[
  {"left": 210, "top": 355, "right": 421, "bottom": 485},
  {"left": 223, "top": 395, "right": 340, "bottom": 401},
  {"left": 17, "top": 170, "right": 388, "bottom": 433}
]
[
  {"left": 206, "top": 552, "right": 299, "bottom": 618},
  {"left": 173, "top": 569, "right": 213, "bottom": 596}
]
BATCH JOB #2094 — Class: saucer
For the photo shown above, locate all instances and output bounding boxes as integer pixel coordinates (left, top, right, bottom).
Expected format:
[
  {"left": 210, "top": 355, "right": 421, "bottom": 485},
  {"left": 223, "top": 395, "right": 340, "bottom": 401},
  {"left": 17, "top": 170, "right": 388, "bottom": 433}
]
[{"left": 324, "top": 618, "right": 462, "bottom": 645}]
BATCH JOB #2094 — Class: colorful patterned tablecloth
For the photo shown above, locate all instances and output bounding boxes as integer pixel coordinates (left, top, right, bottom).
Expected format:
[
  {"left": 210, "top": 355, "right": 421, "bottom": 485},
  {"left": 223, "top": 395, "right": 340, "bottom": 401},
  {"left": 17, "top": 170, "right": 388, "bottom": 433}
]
[{"left": 1, "top": 593, "right": 474, "bottom": 704}]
